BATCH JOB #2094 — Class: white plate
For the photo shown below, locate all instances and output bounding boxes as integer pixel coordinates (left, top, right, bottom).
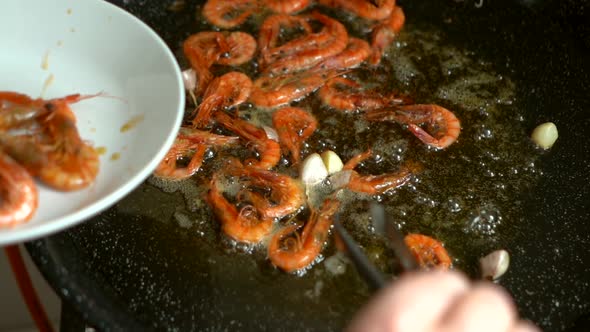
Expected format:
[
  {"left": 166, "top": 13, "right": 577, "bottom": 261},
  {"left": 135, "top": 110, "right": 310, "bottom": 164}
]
[{"left": 0, "top": 0, "right": 185, "bottom": 245}]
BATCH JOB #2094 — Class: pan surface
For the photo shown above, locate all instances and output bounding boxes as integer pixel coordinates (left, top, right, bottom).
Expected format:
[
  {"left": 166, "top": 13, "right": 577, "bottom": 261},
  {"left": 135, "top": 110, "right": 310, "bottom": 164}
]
[{"left": 27, "top": 0, "right": 590, "bottom": 331}]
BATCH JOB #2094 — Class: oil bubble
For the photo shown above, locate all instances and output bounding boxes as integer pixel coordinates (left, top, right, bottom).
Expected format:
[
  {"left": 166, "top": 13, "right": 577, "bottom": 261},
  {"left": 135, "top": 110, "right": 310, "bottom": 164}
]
[
  {"left": 463, "top": 204, "right": 502, "bottom": 236},
  {"left": 446, "top": 198, "right": 463, "bottom": 213}
]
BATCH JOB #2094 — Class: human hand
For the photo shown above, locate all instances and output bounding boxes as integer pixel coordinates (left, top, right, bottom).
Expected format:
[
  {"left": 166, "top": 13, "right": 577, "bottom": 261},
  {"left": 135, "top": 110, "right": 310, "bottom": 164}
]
[{"left": 346, "top": 270, "right": 540, "bottom": 332}]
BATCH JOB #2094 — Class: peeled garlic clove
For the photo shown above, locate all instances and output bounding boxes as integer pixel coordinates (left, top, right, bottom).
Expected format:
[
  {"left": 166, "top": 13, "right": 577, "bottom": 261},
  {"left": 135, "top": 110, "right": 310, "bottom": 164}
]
[
  {"left": 301, "top": 153, "right": 328, "bottom": 185},
  {"left": 182, "top": 68, "right": 197, "bottom": 92},
  {"left": 531, "top": 122, "right": 558, "bottom": 149},
  {"left": 479, "top": 249, "right": 510, "bottom": 280},
  {"left": 321, "top": 150, "right": 344, "bottom": 174},
  {"left": 263, "top": 126, "right": 278, "bottom": 141}
]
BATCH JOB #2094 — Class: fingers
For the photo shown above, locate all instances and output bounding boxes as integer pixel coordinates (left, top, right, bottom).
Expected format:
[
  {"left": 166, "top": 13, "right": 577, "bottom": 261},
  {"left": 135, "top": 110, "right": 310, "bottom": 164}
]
[
  {"left": 439, "top": 282, "right": 516, "bottom": 332},
  {"left": 346, "top": 271, "right": 541, "bottom": 332},
  {"left": 511, "top": 321, "right": 542, "bottom": 332},
  {"left": 346, "top": 270, "right": 470, "bottom": 332}
]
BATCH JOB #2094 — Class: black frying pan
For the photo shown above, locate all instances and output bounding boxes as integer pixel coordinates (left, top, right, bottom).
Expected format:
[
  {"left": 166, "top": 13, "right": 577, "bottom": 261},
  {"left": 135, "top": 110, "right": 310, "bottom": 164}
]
[{"left": 26, "top": 0, "right": 590, "bottom": 331}]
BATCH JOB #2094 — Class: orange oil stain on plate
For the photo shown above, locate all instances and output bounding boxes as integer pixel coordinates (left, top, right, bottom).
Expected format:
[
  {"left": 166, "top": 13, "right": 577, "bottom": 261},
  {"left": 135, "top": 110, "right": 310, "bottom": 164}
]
[
  {"left": 120, "top": 114, "right": 145, "bottom": 133},
  {"left": 95, "top": 146, "right": 107, "bottom": 155},
  {"left": 40, "top": 74, "right": 55, "bottom": 98},
  {"left": 41, "top": 50, "right": 50, "bottom": 70}
]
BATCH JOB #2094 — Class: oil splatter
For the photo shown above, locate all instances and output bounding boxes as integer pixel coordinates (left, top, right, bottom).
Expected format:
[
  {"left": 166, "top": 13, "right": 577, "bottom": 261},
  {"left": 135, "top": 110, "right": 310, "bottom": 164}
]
[{"left": 111, "top": 152, "right": 121, "bottom": 161}]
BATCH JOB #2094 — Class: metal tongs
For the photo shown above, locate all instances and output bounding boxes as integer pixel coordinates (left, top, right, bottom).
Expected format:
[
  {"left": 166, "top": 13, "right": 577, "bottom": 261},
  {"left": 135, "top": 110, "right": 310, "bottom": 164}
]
[{"left": 333, "top": 203, "right": 419, "bottom": 292}]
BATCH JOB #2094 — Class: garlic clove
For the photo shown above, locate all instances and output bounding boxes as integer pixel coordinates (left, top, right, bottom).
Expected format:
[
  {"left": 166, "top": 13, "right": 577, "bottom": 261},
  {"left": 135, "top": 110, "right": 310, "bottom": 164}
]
[
  {"left": 479, "top": 249, "right": 510, "bottom": 281},
  {"left": 531, "top": 122, "right": 558, "bottom": 149},
  {"left": 300, "top": 153, "right": 328, "bottom": 185},
  {"left": 263, "top": 126, "right": 278, "bottom": 141},
  {"left": 321, "top": 150, "right": 344, "bottom": 174},
  {"left": 181, "top": 68, "right": 197, "bottom": 92}
]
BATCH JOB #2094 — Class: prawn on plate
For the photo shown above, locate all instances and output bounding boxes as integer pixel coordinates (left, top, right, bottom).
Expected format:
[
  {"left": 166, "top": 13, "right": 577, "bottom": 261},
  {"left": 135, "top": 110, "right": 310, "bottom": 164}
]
[
  {"left": 34, "top": 94, "right": 101, "bottom": 191},
  {"left": 0, "top": 92, "right": 47, "bottom": 130},
  {"left": 0, "top": 152, "right": 38, "bottom": 227},
  {"left": 0, "top": 92, "right": 101, "bottom": 191},
  {"left": 0, "top": 91, "right": 101, "bottom": 226},
  {"left": 0, "top": 134, "right": 48, "bottom": 176}
]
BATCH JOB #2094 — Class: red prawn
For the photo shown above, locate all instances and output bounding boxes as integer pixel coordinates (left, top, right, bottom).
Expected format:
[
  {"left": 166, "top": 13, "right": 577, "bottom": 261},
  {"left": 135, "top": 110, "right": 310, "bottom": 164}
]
[{"left": 272, "top": 107, "right": 318, "bottom": 164}]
